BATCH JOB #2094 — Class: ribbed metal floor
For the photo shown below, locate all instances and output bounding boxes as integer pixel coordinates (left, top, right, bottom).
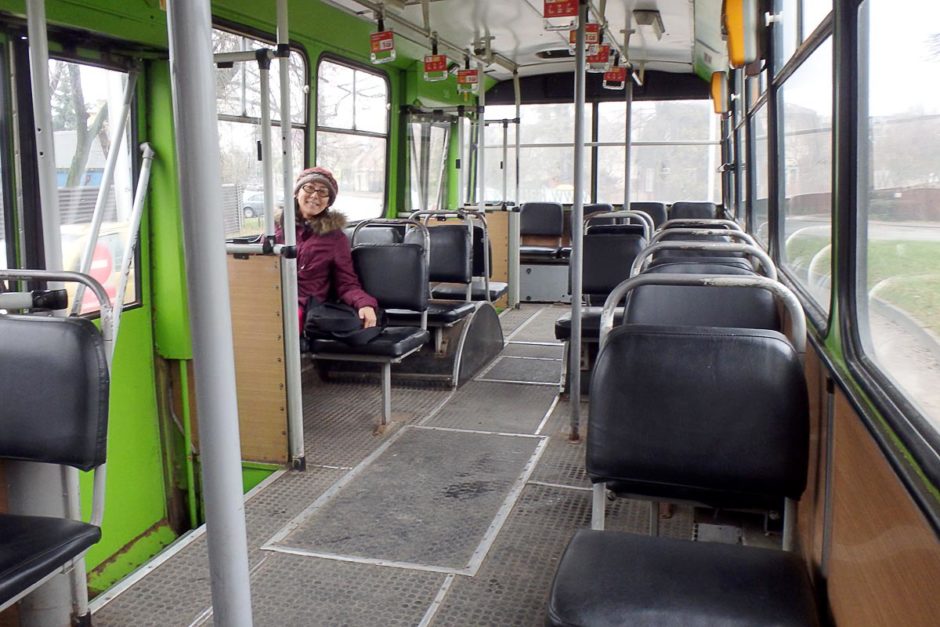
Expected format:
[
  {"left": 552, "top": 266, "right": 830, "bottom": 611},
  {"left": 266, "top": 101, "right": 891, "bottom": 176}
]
[{"left": 91, "top": 304, "right": 693, "bottom": 626}]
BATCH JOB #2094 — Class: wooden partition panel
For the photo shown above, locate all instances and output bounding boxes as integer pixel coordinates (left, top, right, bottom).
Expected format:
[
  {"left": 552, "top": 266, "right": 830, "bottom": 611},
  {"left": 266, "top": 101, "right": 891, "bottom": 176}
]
[
  {"left": 223, "top": 254, "right": 288, "bottom": 463},
  {"left": 485, "top": 210, "right": 510, "bottom": 308},
  {"left": 798, "top": 348, "right": 829, "bottom": 578},
  {"left": 824, "top": 393, "right": 940, "bottom": 625}
]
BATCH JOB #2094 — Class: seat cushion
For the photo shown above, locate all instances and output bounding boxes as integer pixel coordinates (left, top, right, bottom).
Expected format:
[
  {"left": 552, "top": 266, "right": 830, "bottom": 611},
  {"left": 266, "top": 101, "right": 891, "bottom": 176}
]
[
  {"left": 547, "top": 529, "right": 819, "bottom": 627},
  {"left": 554, "top": 307, "right": 624, "bottom": 341},
  {"left": 309, "top": 326, "right": 429, "bottom": 358},
  {"left": 432, "top": 280, "right": 508, "bottom": 302},
  {"left": 0, "top": 514, "right": 101, "bottom": 606},
  {"left": 520, "top": 245, "right": 561, "bottom": 260},
  {"left": 386, "top": 301, "right": 475, "bottom": 326}
]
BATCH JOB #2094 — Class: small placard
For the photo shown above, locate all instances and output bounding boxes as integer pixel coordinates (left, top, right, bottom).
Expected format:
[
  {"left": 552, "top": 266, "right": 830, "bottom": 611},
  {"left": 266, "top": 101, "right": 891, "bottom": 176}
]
[
  {"left": 544, "top": 0, "right": 578, "bottom": 18},
  {"left": 370, "top": 30, "right": 395, "bottom": 53},
  {"left": 424, "top": 54, "right": 448, "bottom": 73}
]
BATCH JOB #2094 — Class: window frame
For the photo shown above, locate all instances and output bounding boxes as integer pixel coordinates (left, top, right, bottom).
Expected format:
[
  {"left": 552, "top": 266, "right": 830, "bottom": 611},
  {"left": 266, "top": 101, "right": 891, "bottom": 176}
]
[
  {"left": 840, "top": 0, "right": 940, "bottom": 497},
  {"left": 9, "top": 31, "right": 143, "bottom": 317},
  {"left": 315, "top": 53, "right": 391, "bottom": 219}
]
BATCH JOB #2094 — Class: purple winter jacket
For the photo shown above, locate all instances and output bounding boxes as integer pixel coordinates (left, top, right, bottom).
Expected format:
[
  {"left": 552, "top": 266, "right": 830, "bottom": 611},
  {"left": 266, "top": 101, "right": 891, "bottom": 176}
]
[{"left": 276, "top": 210, "right": 378, "bottom": 312}]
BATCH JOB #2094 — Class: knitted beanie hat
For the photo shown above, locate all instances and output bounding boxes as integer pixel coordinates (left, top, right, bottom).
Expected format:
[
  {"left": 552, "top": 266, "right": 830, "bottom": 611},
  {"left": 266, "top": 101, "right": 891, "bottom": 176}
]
[{"left": 294, "top": 167, "right": 339, "bottom": 206}]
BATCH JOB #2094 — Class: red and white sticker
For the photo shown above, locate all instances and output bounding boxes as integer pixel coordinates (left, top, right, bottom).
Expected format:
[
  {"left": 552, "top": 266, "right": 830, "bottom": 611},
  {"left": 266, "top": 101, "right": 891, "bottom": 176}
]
[
  {"left": 457, "top": 69, "right": 479, "bottom": 85},
  {"left": 569, "top": 22, "right": 600, "bottom": 46},
  {"left": 370, "top": 30, "right": 395, "bottom": 53},
  {"left": 587, "top": 43, "right": 611, "bottom": 65},
  {"left": 604, "top": 66, "right": 628, "bottom": 83},
  {"left": 424, "top": 54, "right": 447, "bottom": 73},
  {"left": 544, "top": 0, "right": 578, "bottom": 18}
]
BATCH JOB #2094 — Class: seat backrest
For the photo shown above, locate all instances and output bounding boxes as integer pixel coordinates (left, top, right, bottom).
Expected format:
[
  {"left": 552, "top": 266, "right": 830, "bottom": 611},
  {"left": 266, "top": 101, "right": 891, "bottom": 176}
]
[
  {"left": 629, "top": 202, "right": 668, "bottom": 228},
  {"left": 669, "top": 201, "right": 719, "bottom": 220},
  {"left": 471, "top": 225, "right": 493, "bottom": 278},
  {"left": 588, "top": 324, "right": 808, "bottom": 505},
  {"left": 581, "top": 232, "right": 647, "bottom": 298},
  {"left": 353, "top": 243, "right": 429, "bottom": 312},
  {"left": 405, "top": 224, "right": 472, "bottom": 284},
  {"left": 624, "top": 263, "right": 780, "bottom": 331},
  {"left": 0, "top": 315, "right": 109, "bottom": 471},
  {"left": 581, "top": 203, "right": 616, "bottom": 229},
  {"left": 654, "top": 230, "right": 741, "bottom": 261},
  {"left": 520, "top": 202, "right": 564, "bottom": 237},
  {"left": 346, "top": 224, "right": 403, "bottom": 245}
]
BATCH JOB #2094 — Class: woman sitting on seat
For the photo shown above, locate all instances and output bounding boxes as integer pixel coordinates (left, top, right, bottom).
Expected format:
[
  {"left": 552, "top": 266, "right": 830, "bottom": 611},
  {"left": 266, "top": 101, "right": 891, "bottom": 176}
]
[{"left": 277, "top": 166, "right": 378, "bottom": 329}]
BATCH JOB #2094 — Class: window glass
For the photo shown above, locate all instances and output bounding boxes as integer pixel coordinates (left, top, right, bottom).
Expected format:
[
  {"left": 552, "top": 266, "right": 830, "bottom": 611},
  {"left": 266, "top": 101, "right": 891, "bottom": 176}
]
[
  {"left": 50, "top": 60, "right": 136, "bottom": 314},
  {"left": 735, "top": 124, "right": 747, "bottom": 225},
  {"left": 316, "top": 58, "right": 388, "bottom": 221},
  {"left": 407, "top": 119, "right": 450, "bottom": 212},
  {"left": 481, "top": 103, "right": 591, "bottom": 204},
  {"left": 752, "top": 103, "right": 769, "bottom": 244},
  {"left": 857, "top": 0, "right": 940, "bottom": 429},
  {"left": 775, "top": 0, "right": 799, "bottom": 71},
  {"left": 802, "top": 1, "right": 831, "bottom": 40},
  {"left": 214, "top": 29, "right": 306, "bottom": 236},
  {"left": 598, "top": 100, "right": 720, "bottom": 204},
  {"left": 780, "top": 38, "right": 833, "bottom": 312}
]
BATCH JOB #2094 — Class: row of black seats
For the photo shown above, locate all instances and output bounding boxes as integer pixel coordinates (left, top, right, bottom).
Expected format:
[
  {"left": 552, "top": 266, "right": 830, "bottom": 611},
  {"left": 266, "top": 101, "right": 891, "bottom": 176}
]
[
  {"left": 544, "top": 224, "right": 821, "bottom": 624},
  {"left": 520, "top": 200, "right": 719, "bottom": 262},
  {"left": 309, "top": 214, "right": 508, "bottom": 425},
  {"left": 1, "top": 274, "right": 111, "bottom": 614}
]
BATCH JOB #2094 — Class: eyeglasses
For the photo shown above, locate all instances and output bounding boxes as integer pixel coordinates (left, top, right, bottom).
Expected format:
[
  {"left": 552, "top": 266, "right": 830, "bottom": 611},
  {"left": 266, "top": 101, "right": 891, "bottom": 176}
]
[{"left": 301, "top": 183, "right": 331, "bottom": 198}]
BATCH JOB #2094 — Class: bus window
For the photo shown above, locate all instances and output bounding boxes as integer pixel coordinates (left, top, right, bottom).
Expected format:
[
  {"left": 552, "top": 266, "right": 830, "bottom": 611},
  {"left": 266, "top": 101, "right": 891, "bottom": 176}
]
[
  {"left": 598, "top": 100, "right": 720, "bottom": 204},
  {"left": 774, "top": 0, "right": 799, "bottom": 71},
  {"left": 213, "top": 28, "right": 307, "bottom": 237},
  {"left": 751, "top": 101, "right": 769, "bottom": 245},
  {"left": 856, "top": 0, "right": 940, "bottom": 431},
  {"left": 50, "top": 60, "right": 136, "bottom": 315},
  {"left": 316, "top": 58, "right": 388, "bottom": 221},
  {"left": 802, "top": 2, "right": 831, "bottom": 40},
  {"left": 779, "top": 37, "right": 833, "bottom": 314},
  {"left": 484, "top": 103, "right": 591, "bottom": 205}
]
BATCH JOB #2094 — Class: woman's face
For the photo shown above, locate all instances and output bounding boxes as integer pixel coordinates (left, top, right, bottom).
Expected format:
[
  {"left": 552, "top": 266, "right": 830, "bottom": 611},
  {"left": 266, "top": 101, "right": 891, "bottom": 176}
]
[{"left": 296, "top": 182, "right": 331, "bottom": 221}]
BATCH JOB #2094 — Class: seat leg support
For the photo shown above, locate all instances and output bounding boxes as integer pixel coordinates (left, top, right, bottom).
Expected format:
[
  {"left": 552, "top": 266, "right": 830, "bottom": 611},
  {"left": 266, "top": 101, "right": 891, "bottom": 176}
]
[
  {"left": 591, "top": 483, "right": 606, "bottom": 530},
  {"left": 381, "top": 362, "right": 392, "bottom": 426},
  {"left": 649, "top": 501, "right": 660, "bottom": 536}
]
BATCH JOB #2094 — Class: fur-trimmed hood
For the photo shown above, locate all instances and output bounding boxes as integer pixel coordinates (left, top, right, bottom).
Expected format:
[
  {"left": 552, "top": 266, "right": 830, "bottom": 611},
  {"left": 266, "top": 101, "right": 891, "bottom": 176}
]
[{"left": 304, "top": 210, "right": 346, "bottom": 235}]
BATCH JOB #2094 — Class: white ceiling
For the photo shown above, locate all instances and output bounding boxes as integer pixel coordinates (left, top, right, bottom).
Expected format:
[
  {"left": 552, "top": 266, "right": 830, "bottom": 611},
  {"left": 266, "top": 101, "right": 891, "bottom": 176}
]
[{"left": 322, "top": 0, "right": 701, "bottom": 80}]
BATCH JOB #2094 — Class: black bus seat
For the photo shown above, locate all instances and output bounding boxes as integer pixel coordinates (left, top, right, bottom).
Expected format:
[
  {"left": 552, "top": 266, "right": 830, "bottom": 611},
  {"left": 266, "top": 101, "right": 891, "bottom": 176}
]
[
  {"left": 659, "top": 217, "right": 743, "bottom": 232},
  {"left": 432, "top": 220, "right": 507, "bottom": 302},
  {"left": 558, "top": 203, "right": 615, "bottom": 259},
  {"left": 668, "top": 200, "right": 720, "bottom": 220},
  {"left": 0, "top": 314, "right": 109, "bottom": 611},
  {"left": 632, "top": 241, "right": 778, "bottom": 280},
  {"left": 393, "top": 219, "right": 476, "bottom": 351},
  {"left": 519, "top": 201, "right": 563, "bottom": 261},
  {"left": 546, "top": 323, "right": 817, "bottom": 626},
  {"left": 553, "top": 231, "right": 647, "bottom": 342},
  {"left": 629, "top": 201, "right": 668, "bottom": 228},
  {"left": 308, "top": 220, "right": 430, "bottom": 427},
  {"left": 342, "top": 223, "right": 402, "bottom": 244}
]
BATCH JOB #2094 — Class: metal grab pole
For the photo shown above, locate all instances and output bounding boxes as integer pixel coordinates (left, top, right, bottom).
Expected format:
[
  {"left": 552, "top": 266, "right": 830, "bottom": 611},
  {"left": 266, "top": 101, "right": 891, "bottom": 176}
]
[
  {"left": 72, "top": 70, "right": 138, "bottom": 315},
  {"left": 111, "top": 143, "right": 155, "bottom": 344},
  {"left": 623, "top": 79, "right": 633, "bottom": 211},
  {"left": 509, "top": 72, "right": 521, "bottom": 307},
  {"left": 569, "top": 1, "right": 587, "bottom": 440},
  {"left": 15, "top": 3, "right": 73, "bottom": 624},
  {"left": 259, "top": 52, "right": 276, "bottom": 238},
  {"left": 165, "top": 1, "right": 253, "bottom": 625},
  {"left": 276, "top": 0, "right": 304, "bottom": 468}
]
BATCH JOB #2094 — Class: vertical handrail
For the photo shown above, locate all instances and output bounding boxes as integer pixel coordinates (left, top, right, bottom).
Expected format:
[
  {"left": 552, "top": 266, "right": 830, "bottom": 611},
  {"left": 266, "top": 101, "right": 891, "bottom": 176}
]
[
  {"left": 71, "top": 70, "right": 138, "bottom": 315},
  {"left": 23, "top": 2, "right": 72, "bottom": 622},
  {"left": 111, "top": 143, "right": 154, "bottom": 344},
  {"left": 569, "top": 1, "right": 587, "bottom": 440},
  {"left": 259, "top": 51, "right": 276, "bottom": 238},
  {"left": 509, "top": 71, "right": 521, "bottom": 307},
  {"left": 165, "top": 1, "right": 254, "bottom": 624},
  {"left": 276, "top": 0, "right": 305, "bottom": 468}
]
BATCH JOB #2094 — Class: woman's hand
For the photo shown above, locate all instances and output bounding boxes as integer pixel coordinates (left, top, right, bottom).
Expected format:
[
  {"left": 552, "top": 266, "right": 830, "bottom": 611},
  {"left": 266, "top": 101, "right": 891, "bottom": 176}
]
[{"left": 358, "top": 306, "right": 377, "bottom": 328}]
